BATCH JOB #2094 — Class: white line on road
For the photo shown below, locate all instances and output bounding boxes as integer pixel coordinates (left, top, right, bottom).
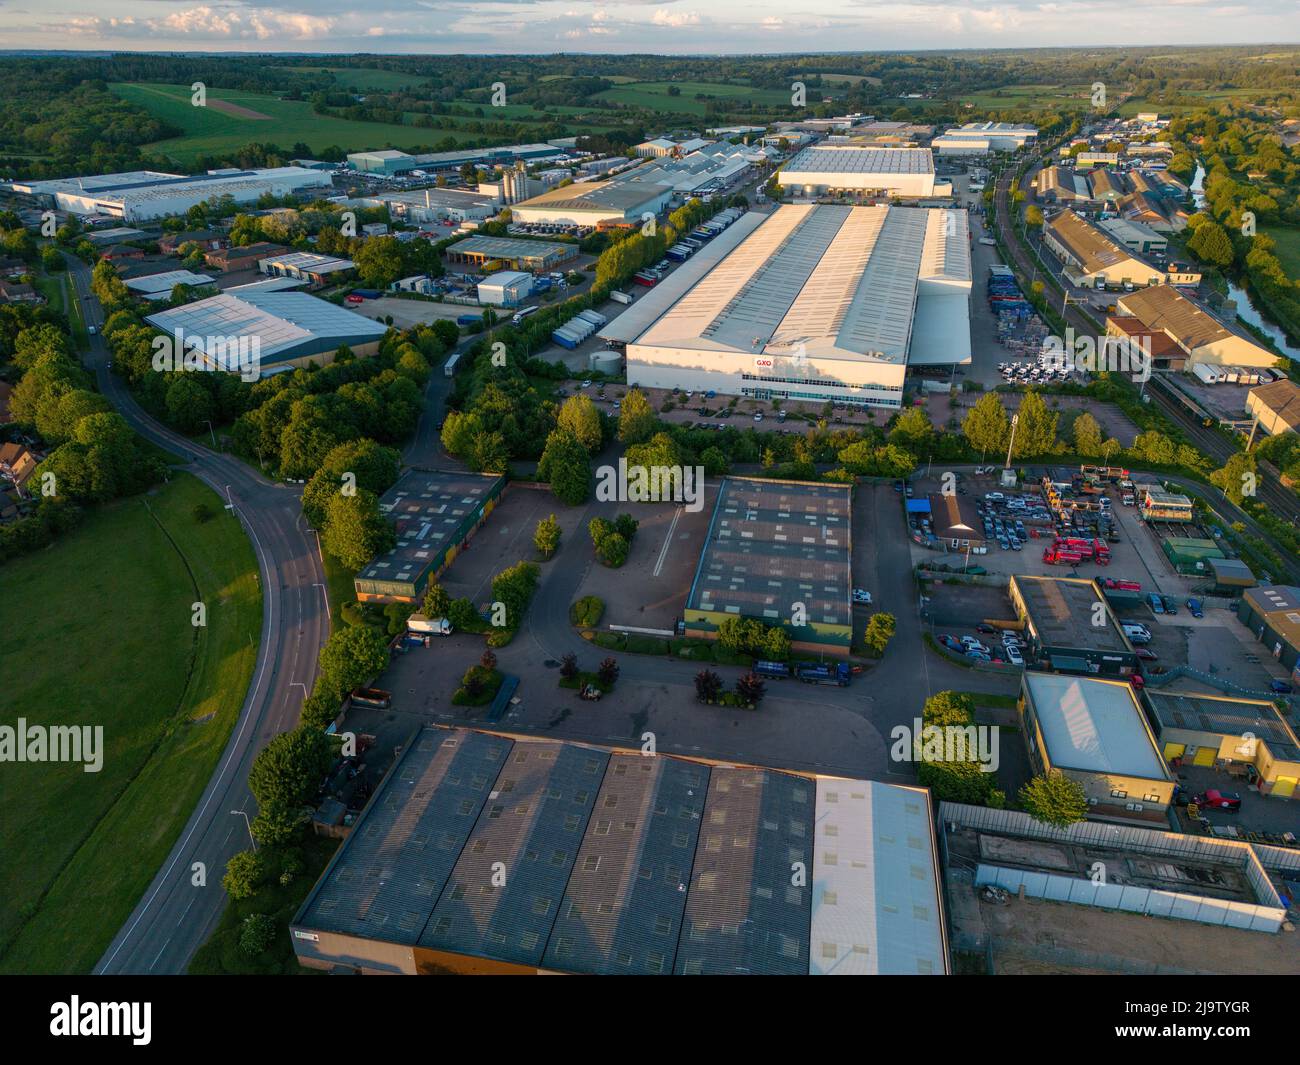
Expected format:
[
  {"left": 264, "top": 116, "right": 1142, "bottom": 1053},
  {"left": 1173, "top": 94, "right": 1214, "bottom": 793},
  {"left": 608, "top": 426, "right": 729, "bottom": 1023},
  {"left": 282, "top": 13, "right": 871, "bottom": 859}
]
[{"left": 653, "top": 506, "right": 683, "bottom": 577}]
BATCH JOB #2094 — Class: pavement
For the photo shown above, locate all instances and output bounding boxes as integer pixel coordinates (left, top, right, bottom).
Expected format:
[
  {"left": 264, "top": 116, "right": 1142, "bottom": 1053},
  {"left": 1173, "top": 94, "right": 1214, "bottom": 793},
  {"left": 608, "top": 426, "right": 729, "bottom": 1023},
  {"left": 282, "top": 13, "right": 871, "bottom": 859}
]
[{"left": 61, "top": 255, "right": 332, "bottom": 975}]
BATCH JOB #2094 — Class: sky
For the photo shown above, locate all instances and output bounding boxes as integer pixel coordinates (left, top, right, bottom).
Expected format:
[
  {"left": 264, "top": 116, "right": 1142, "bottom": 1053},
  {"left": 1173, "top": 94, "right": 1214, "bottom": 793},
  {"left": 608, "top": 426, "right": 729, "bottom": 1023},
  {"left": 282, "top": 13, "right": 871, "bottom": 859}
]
[{"left": 0, "top": 0, "right": 1295, "bottom": 54}]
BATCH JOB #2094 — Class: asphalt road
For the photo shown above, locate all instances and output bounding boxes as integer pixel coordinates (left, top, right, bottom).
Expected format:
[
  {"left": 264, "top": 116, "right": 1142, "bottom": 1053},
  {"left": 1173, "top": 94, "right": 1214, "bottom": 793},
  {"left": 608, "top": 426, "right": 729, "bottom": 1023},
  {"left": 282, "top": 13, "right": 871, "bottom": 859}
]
[
  {"left": 60, "top": 257, "right": 332, "bottom": 974},
  {"left": 992, "top": 154, "right": 1300, "bottom": 576}
]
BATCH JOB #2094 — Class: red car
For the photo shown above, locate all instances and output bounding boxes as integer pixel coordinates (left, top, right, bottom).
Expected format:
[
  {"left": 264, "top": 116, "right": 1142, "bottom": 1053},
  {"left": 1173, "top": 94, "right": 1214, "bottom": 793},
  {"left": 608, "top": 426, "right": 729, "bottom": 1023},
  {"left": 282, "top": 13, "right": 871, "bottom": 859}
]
[
  {"left": 1104, "top": 577, "right": 1142, "bottom": 591},
  {"left": 1134, "top": 648, "right": 1158, "bottom": 661},
  {"left": 1195, "top": 789, "right": 1242, "bottom": 812}
]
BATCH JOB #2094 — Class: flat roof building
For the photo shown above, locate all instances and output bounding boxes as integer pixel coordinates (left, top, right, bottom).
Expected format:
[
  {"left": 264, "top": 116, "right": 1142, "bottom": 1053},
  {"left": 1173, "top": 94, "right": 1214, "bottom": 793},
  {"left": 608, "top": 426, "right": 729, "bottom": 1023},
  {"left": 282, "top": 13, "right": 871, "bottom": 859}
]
[
  {"left": 144, "top": 291, "right": 386, "bottom": 375},
  {"left": 1237, "top": 586, "right": 1300, "bottom": 675},
  {"left": 1020, "top": 671, "right": 1175, "bottom": 825},
  {"left": 363, "top": 187, "right": 500, "bottom": 224},
  {"left": 1097, "top": 217, "right": 1169, "bottom": 257},
  {"left": 1144, "top": 689, "right": 1300, "bottom": 798},
  {"left": 445, "top": 235, "right": 577, "bottom": 273},
  {"left": 509, "top": 178, "right": 673, "bottom": 227},
  {"left": 685, "top": 477, "right": 853, "bottom": 657},
  {"left": 623, "top": 203, "right": 971, "bottom": 410},
  {"left": 933, "top": 122, "right": 1037, "bottom": 155},
  {"left": 776, "top": 146, "right": 936, "bottom": 199},
  {"left": 123, "top": 269, "right": 216, "bottom": 301},
  {"left": 258, "top": 251, "right": 356, "bottom": 287},
  {"left": 353, "top": 469, "right": 506, "bottom": 604},
  {"left": 13, "top": 167, "right": 332, "bottom": 222},
  {"left": 291, "top": 725, "right": 949, "bottom": 975},
  {"left": 476, "top": 270, "right": 533, "bottom": 307},
  {"left": 1009, "top": 574, "right": 1139, "bottom": 677}
]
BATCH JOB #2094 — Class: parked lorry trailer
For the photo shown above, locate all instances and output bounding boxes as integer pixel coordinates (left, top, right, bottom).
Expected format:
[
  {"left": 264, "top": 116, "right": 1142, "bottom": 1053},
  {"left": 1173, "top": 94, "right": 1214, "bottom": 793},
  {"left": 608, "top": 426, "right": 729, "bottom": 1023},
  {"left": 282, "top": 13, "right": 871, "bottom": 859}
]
[
  {"left": 407, "top": 613, "right": 453, "bottom": 636},
  {"left": 796, "top": 662, "right": 851, "bottom": 686}
]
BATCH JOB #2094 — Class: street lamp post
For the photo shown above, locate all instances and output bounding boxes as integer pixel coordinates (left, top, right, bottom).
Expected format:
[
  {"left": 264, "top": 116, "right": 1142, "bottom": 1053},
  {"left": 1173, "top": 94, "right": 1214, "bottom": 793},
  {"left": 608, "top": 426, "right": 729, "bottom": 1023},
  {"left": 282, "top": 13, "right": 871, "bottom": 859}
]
[{"left": 231, "top": 809, "right": 256, "bottom": 851}]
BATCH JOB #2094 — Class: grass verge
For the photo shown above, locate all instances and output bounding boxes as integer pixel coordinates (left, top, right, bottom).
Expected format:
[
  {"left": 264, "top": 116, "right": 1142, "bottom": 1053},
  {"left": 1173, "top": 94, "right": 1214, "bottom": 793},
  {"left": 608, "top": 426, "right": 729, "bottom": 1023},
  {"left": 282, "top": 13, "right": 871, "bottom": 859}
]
[{"left": 0, "top": 473, "right": 262, "bottom": 973}]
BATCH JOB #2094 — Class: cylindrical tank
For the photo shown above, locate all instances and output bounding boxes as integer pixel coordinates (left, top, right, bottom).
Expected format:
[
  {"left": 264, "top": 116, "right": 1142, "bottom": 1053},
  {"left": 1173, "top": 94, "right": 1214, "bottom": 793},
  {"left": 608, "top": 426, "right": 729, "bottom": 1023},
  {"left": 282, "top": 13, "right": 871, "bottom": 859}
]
[{"left": 588, "top": 349, "right": 623, "bottom": 375}]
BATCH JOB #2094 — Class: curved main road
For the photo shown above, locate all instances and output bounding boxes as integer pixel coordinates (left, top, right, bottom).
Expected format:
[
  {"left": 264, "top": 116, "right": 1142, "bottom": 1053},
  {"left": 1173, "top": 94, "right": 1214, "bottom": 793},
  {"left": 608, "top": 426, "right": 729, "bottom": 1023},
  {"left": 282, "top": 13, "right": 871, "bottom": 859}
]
[{"left": 61, "top": 258, "right": 331, "bottom": 974}]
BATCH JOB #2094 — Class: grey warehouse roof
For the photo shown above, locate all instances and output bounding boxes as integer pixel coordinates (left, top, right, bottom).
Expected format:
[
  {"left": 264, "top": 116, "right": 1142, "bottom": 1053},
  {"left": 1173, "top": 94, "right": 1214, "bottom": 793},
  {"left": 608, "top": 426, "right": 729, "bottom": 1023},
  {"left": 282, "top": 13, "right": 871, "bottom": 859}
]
[{"left": 782, "top": 146, "right": 935, "bottom": 176}]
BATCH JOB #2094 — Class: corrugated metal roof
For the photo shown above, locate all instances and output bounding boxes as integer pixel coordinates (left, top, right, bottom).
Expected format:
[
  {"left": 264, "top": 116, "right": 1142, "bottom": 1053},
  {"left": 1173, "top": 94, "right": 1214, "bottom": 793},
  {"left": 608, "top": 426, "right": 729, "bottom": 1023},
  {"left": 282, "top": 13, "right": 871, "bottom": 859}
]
[
  {"left": 1025, "top": 672, "right": 1168, "bottom": 780},
  {"left": 297, "top": 730, "right": 511, "bottom": 942},
  {"left": 418, "top": 741, "right": 610, "bottom": 966},
  {"left": 543, "top": 754, "right": 709, "bottom": 974},
  {"left": 675, "top": 766, "right": 814, "bottom": 975},
  {"left": 810, "top": 780, "right": 945, "bottom": 974}
]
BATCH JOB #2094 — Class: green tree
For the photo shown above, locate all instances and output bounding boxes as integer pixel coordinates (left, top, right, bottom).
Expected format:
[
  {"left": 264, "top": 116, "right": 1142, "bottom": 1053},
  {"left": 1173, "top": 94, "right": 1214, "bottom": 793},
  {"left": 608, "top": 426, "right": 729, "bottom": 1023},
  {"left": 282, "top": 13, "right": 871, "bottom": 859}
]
[
  {"left": 556, "top": 393, "right": 603, "bottom": 453},
  {"left": 537, "top": 427, "right": 591, "bottom": 505},
  {"left": 1210, "top": 451, "right": 1258, "bottom": 506},
  {"left": 301, "top": 438, "right": 400, "bottom": 529},
  {"left": 247, "top": 725, "right": 335, "bottom": 813},
  {"left": 1019, "top": 771, "right": 1089, "bottom": 828},
  {"left": 890, "top": 407, "right": 934, "bottom": 451},
  {"left": 617, "top": 387, "right": 657, "bottom": 444},
  {"left": 317, "top": 625, "right": 389, "bottom": 699},
  {"left": 422, "top": 581, "right": 451, "bottom": 619},
  {"left": 222, "top": 850, "right": 264, "bottom": 901},
  {"left": 863, "top": 612, "right": 896, "bottom": 656},
  {"left": 1187, "top": 219, "right": 1234, "bottom": 269},
  {"left": 534, "top": 513, "right": 561, "bottom": 559},
  {"left": 1071, "top": 411, "right": 1104, "bottom": 456},
  {"left": 321, "top": 489, "right": 395, "bottom": 571},
  {"left": 962, "top": 392, "right": 1010, "bottom": 457},
  {"left": 1012, "top": 391, "right": 1059, "bottom": 458},
  {"left": 239, "top": 913, "right": 278, "bottom": 956},
  {"left": 922, "top": 691, "right": 976, "bottom": 728},
  {"left": 354, "top": 234, "right": 406, "bottom": 288}
]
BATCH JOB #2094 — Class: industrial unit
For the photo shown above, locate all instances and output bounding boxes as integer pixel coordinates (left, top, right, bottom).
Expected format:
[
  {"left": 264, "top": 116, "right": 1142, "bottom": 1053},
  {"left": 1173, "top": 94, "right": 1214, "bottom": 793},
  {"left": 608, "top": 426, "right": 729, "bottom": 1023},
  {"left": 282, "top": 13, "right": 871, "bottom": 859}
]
[
  {"left": 291, "top": 726, "right": 949, "bottom": 975},
  {"left": 1115, "top": 286, "right": 1276, "bottom": 369},
  {"left": 123, "top": 270, "right": 216, "bottom": 301},
  {"left": 1042, "top": 210, "right": 1162, "bottom": 289},
  {"left": 776, "top": 146, "right": 937, "bottom": 199},
  {"left": 508, "top": 178, "right": 673, "bottom": 227},
  {"left": 444, "top": 235, "right": 576, "bottom": 273},
  {"left": 360, "top": 187, "right": 501, "bottom": 224},
  {"left": 1237, "top": 586, "right": 1300, "bottom": 676},
  {"left": 258, "top": 252, "right": 355, "bottom": 288},
  {"left": 1008, "top": 574, "right": 1139, "bottom": 677},
  {"left": 1138, "top": 488, "right": 1194, "bottom": 522},
  {"left": 684, "top": 477, "right": 853, "bottom": 657},
  {"left": 1246, "top": 378, "right": 1300, "bottom": 437},
  {"left": 346, "top": 144, "right": 562, "bottom": 176},
  {"left": 143, "top": 291, "right": 386, "bottom": 375},
  {"left": 352, "top": 469, "right": 506, "bottom": 604},
  {"left": 619, "top": 204, "right": 971, "bottom": 409},
  {"left": 1019, "top": 671, "right": 1176, "bottom": 825},
  {"left": 11, "top": 167, "right": 333, "bottom": 222},
  {"left": 1144, "top": 690, "right": 1300, "bottom": 798},
  {"left": 476, "top": 270, "right": 533, "bottom": 307},
  {"left": 932, "top": 122, "right": 1038, "bottom": 154},
  {"left": 1096, "top": 217, "right": 1169, "bottom": 257}
]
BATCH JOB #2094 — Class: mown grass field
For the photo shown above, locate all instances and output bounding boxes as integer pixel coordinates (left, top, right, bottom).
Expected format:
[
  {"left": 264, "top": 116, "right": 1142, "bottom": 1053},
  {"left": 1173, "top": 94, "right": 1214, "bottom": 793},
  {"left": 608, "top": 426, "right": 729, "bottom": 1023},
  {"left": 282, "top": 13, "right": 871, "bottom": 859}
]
[
  {"left": 110, "top": 82, "right": 476, "bottom": 165},
  {"left": 1263, "top": 224, "right": 1300, "bottom": 283},
  {"left": 0, "top": 474, "right": 262, "bottom": 974},
  {"left": 595, "top": 80, "right": 791, "bottom": 115},
  {"left": 958, "top": 84, "right": 1088, "bottom": 111}
]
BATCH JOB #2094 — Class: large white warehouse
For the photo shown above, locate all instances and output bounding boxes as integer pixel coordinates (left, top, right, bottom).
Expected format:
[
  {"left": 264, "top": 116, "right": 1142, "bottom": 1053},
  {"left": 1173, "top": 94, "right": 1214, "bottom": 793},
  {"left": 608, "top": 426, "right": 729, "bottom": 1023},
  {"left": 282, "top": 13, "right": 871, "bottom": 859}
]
[
  {"left": 776, "top": 146, "right": 936, "bottom": 199},
  {"left": 933, "top": 123, "right": 1038, "bottom": 155},
  {"left": 12, "top": 167, "right": 334, "bottom": 222},
  {"left": 615, "top": 203, "right": 971, "bottom": 410}
]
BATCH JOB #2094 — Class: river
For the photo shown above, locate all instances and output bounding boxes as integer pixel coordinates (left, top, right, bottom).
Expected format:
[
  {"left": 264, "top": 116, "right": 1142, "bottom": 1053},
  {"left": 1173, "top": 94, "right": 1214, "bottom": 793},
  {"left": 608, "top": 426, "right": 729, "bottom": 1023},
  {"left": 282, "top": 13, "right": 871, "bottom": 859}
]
[{"left": 1190, "top": 161, "right": 1300, "bottom": 361}]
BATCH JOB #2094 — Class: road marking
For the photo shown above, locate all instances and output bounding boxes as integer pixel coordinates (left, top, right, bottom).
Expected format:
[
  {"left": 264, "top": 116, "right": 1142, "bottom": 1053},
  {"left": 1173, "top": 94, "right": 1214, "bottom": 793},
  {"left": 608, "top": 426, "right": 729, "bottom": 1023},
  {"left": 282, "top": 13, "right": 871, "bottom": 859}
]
[{"left": 653, "top": 506, "right": 683, "bottom": 577}]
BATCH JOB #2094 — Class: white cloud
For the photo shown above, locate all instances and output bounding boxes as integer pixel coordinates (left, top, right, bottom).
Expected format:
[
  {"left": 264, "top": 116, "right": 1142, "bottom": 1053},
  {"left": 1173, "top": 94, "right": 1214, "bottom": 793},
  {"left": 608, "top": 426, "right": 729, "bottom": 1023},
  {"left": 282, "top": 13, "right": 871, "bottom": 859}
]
[{"left": 653, "top": 9, "right": 701, "bottom": 27}]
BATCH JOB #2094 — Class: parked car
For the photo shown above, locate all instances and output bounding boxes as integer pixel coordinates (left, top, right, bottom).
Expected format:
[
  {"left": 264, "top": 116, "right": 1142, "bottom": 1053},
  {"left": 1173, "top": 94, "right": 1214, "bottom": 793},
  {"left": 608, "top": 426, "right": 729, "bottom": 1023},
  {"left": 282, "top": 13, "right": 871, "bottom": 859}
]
[
  {"left": 1161, "top": 595, "right": 1177, "bottom": 615},
  {"left": 961, "top": 637, "right": 990, "bottom": 655},
  {"left": 976, "top": 623, "right": 997, "bottom": 634},
  {"left": 1270, "top": 680, "right": 1294, "bottom": 695},
  {"left": 852, "top": 588, "right": 873, "bottom": 604},
  {"left": 1004, "top": 645, "right": 1024, "bottom": 666},
  {"left": 1194, "top": 789, "right": 1241, "bottom": 812},
  {"left": 966, "top": 650, "right": 991, "bottom": 662},
  {"left": 1148, "top": 594, "right": 1165, "bottom": 615},
  {"left": 939, "top": 634, "right": 963, "bottom": 652},
  {"left": 1134, "top": 648, "right": 1158, "bottom": 661},
  {"left": 1187, "top": 598, "right": 1204, "bottom": 618}
]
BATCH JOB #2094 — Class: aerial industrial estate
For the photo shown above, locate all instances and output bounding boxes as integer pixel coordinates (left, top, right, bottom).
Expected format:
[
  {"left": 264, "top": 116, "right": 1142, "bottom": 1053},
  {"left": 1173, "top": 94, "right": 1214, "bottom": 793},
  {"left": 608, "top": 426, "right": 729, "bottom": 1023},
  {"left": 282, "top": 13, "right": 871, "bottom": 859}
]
[{"left": 2, "top": 30, "right": 1300, "bottom": 1010}]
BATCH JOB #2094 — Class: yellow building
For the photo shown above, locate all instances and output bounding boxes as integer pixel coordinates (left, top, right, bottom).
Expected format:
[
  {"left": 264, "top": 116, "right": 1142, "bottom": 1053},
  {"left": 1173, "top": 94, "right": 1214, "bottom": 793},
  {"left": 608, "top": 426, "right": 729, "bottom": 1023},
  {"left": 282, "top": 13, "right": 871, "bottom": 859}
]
[
  {"left": 1144, "top": 690, "right": 1300, "bottom": 799},
  {"left": 1117, "top": 285, "right": 1277, "bottom": 369},
  {"left": 1042, "top": 209, "right": 1161, "bottom": 289},
  {"left": 1246, "top": 378, "right": 1300, "bottom": 437}
]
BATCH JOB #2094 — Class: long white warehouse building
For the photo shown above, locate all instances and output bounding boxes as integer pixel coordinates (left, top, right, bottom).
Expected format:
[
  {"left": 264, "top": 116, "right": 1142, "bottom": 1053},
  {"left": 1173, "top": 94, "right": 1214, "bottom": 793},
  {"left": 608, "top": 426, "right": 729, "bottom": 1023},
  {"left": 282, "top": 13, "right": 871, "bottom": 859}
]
[
  {"left": 12, "top": 167, "right": 334, "bottom": 222},
  {"left": 613, "top": 203, "right": 971, "bottom": 410},
  {"left": 776, "top": 146, "right": 936, "bottom": 199}
]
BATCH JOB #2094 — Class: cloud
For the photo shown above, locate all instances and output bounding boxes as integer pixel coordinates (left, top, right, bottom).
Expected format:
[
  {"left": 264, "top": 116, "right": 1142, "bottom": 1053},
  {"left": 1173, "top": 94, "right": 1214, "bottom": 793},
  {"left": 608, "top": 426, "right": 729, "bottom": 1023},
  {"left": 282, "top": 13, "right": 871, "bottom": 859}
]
[
  {"left": 67, "top": 5, "right": 335, "bottom": 40},
  {"left": 652, "top": 9, "right": 701, "bottom": 27}
]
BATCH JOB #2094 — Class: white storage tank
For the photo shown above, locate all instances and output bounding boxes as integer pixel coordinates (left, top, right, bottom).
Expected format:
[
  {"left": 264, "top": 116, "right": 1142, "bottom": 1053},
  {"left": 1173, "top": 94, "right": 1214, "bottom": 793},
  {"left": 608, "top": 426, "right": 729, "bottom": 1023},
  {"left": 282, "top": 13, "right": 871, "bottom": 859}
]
[{"left": 588, "top": 349, "right": 623, "bottom": 375}]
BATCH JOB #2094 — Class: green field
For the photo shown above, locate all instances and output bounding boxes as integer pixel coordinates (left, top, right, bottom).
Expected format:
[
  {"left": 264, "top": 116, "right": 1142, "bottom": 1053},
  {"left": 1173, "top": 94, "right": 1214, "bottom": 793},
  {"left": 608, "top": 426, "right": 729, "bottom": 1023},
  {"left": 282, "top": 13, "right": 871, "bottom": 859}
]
[
  {"left": 1263, "top": 225, "right": 1300, "bottom": 284},
  {"left": 1117, "top": 88, "right": 1275, "bottom": 117},
  {"left": 110, "top": 82, "right": 476, "bottom": 165},
  {"left": 595, "top": 80, "right": 791, "bottom": 115},
  {"left": 958, "top": 84, "right": 1089, "bottom": 111},
  {"left": 0, "top": 474, "right": 262, "bottom": 974}
]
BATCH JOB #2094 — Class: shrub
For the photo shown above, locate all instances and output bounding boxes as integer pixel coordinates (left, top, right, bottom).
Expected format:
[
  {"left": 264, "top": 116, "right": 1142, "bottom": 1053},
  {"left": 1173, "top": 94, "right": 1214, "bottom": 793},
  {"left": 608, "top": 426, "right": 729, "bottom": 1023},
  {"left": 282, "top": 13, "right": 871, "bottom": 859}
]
[
  {"left": 239, "top": 913, "right": 278, "bottom": 956},
  {"left": 569, "top": 596, "right": 605, "bottom": 627}
]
